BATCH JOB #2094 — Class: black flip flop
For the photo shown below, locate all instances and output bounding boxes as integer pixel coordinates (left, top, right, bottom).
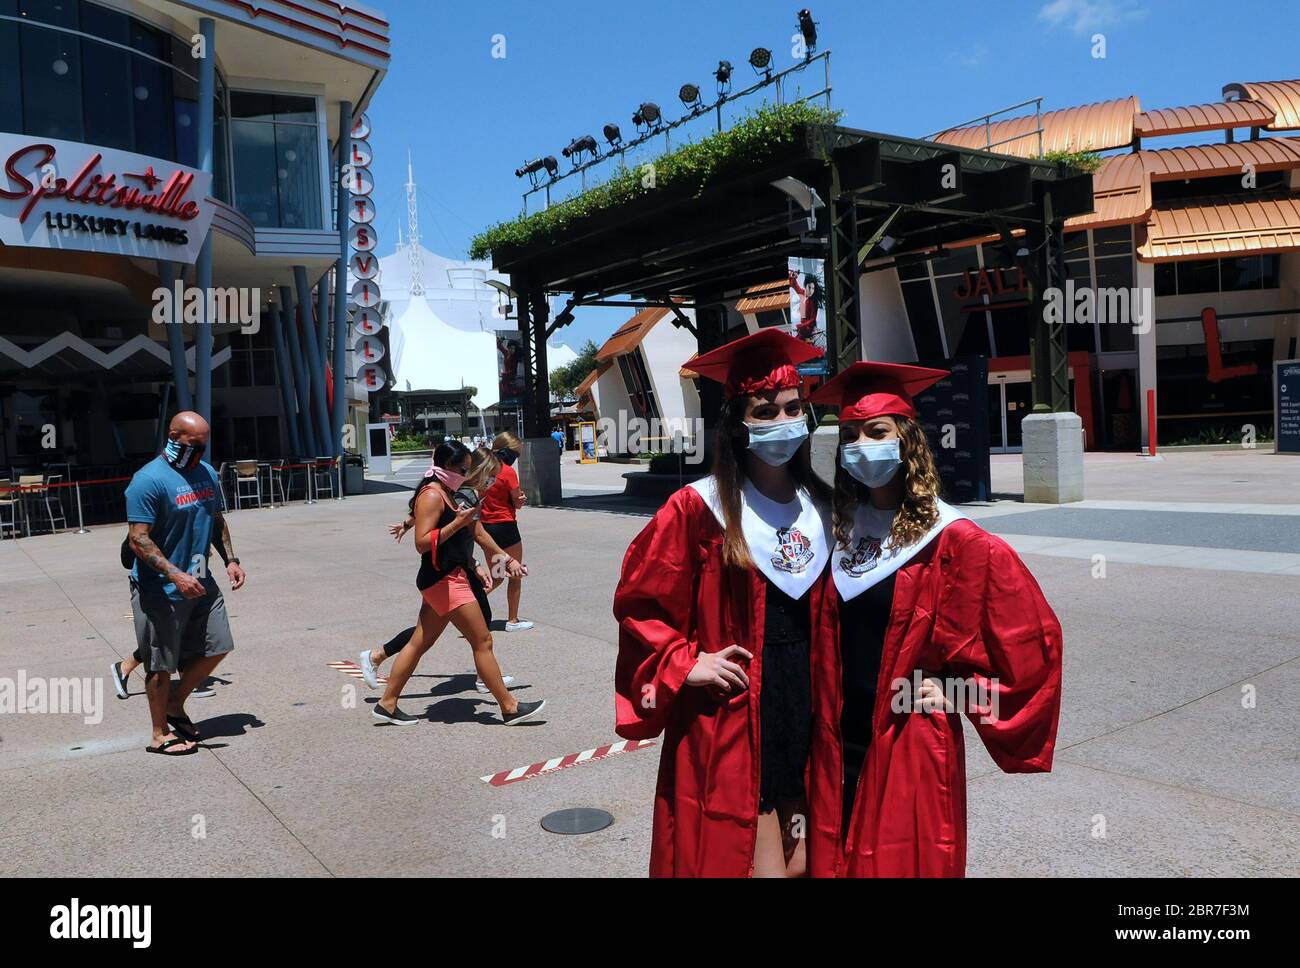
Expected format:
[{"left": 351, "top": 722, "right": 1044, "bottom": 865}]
[
  {"left": 166, "top": 714, "right": 200, "bottom": 743},
  {"left": 146, "top": 736, "right": 196, "bottom": 756}
]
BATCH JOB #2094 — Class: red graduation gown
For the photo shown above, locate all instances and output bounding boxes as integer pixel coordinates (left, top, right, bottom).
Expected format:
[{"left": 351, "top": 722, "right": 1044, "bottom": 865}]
[
  {"left": 817, "top": 518, "right": 1063, "bottom": 877},
  {"left": 613, "top": 486, "right": 843, "bottom": 878}
]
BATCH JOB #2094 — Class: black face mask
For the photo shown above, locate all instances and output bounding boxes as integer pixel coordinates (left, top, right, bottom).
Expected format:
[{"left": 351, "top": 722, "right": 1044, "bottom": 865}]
[
  {"left": 495, "top": 448, "right": 519, "bottom": 466},
  {"left": 164, "top": 438, "right": 205, "bottom": 469}
]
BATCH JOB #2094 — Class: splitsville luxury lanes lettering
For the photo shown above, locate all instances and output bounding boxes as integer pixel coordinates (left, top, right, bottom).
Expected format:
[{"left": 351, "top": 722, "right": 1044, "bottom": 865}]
[
  {"left": 43, "top": 211, "right": 190, "bottom": 245},
  {"left": 0, "top": 143, "right": 202, "bottom": 224}
]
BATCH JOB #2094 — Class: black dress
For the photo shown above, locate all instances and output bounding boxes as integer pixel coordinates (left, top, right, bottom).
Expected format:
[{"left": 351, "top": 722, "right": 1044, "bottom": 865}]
[
  {"left": 758, "top": 576, "right": 813, "bottom": 813},
  {"left": 838, "top": 572, "right": 896, "bottom": 835}
]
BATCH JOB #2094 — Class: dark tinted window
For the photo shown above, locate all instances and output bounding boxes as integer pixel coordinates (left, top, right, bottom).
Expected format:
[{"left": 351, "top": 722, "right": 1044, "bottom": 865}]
[
  {"left": 901, "top": 280, "right": 943, "bottom": 360},
  {"left": 1176, "top": 259, "right": 1219, "bottom": 295}
]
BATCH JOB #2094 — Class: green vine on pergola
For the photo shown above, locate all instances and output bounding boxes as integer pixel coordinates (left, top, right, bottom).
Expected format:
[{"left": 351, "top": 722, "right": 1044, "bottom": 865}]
[{"left": 469, "top": 102, "right": 844, "bottom": 262}]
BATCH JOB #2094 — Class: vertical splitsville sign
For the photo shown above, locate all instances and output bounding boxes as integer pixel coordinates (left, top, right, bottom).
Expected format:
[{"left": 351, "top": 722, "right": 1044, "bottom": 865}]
[{"left": 347, "top": 112, "right": 389, "bottom": 393}]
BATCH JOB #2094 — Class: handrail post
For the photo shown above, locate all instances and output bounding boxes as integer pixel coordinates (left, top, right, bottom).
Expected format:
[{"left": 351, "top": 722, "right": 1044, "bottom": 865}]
[{"left": 74, "top": 483, "right": 89, "bottom": 535}]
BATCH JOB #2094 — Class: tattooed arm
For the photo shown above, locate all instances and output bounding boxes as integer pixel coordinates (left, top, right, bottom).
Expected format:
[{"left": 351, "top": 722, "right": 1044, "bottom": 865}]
[
  {"left": 211, "top": 511, "right": 246, "bottom": 590},
  {"left": 128, "top": 522, "right": 205, "bottom": 599}
]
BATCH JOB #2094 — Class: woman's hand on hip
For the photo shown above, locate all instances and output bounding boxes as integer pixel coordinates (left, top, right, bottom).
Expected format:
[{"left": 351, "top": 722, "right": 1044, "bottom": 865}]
[{"left": 686, "top": 644, "right": 752, "bottom": 693}]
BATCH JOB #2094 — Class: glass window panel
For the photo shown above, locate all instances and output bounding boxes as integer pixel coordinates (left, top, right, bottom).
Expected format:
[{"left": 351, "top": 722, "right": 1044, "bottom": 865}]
[
  {"left": 80, "top": 2, "right": 128, "bottom": 41},
  {"left": 1176, "top": 259, "right": 1219, "bottom": 295},
  {"left": 274, "top": 121, "right": 321, "bottom": 228},
  {"left": 1091, "top": 225, "right": 1133, "bottom": 257},
  {"left": 172, "top": 67, "right": 198, "bottom": 166},
  {"left": 213, "top": 112, "right": 231, "bottom": 202},
  {"left": 21, "top": 0, "right": 77, "bottom": 27},
  {"left": 128, "top": 17, "right": 165, "bottom": 57},
  {"left": 1261, "top": 254, "right": 1281, "bottom": 289},
  {"left": 273, "top": 94, "right": 316, "bottom": 123},
  {"left": 0, "top": 21, "right": 21, "bottom": 132},
  {"left": 896, "top": 258, "right": 928, "bottom": 282},
  {"left": 1063, "top": 230, "right": 1089, "bottom": 260},
  {"left": 1154, "top": 262, "right": 1176, "bottom": 296},
  {"left": 21, "top": 24, "right": 83, "bottom": 142},
  {"left": 131, "top": 51, "right": 172, "bottom": 159},
  {"left": 232, "top": 118, "right": 278, "bottom": 226},
  {"left": 81, "top": 39, "right": 135, "bottom": 150},
  {"left": 1220, "top": 255, "right": 1261, "bottom": 292},
  {"left": 231, "top": 91, "right": 275, "bottom": 121}
]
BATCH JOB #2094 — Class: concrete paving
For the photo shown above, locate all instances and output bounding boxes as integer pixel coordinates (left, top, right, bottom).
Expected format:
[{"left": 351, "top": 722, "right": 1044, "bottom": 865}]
[{"left": 1, "top": 462, "right": 1297, "bottom": 877}]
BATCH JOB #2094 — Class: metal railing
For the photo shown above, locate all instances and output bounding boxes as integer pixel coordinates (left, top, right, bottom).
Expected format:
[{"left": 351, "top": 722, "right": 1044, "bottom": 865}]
[{"left": 923, "top": 96, "right": 1045, "bottom": 157}]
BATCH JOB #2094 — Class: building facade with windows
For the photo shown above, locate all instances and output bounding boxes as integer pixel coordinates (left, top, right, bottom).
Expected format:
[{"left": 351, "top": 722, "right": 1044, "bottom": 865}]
[{"left": 0, "top": 0, "right": 389, "bottom": 475}]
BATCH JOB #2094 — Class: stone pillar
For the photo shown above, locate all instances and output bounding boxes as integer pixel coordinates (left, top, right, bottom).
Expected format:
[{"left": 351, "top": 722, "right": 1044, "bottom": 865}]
[
  {"left": 518, "top": 437, "right": 562, "bottom": 506},
  {"left": 1022, "top": 412, "right": 1084, "bottom": 503}
]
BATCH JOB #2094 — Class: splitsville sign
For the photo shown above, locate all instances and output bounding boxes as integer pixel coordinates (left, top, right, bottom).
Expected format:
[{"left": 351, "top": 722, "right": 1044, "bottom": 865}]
[{"left": 0, "top": 134, "right": 214, "bottom": 263}]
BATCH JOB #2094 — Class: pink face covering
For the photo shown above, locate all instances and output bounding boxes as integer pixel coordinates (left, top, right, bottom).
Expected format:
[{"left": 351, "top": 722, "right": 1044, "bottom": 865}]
[{"left": 425, "top": 463, "right": 466, "bottom": 491}]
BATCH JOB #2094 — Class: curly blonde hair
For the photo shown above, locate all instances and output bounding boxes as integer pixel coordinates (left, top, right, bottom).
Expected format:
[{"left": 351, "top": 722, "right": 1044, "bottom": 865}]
[{"left": 832, "top": 416, "right": 941, "bottom": 552}]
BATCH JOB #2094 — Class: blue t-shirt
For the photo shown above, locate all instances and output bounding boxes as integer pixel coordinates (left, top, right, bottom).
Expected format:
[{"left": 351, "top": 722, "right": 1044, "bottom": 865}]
[{"left": 125, "top": 456, "right": 223, "bottom": 600}]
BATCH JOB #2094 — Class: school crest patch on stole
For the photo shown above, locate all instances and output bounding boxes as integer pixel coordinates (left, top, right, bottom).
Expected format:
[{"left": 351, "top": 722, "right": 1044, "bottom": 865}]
[
  {"left": 771, "top": 526, "right": 815, "bottom": 574},
  {"left": 839, "top": 534, "right": 884, "bottom": 576}
]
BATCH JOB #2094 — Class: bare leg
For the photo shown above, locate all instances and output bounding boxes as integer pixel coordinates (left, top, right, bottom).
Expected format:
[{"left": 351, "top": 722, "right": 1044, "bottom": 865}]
[
  {"left": 778, "top": 797, "right": 808, "bottom": 877},
  {"left": 377, "top": 605, "right": 447, "bottom": 714},
  {"left": 502, "top": 541, "right": 524, "bottom": 623},
  {"left": 752, "top": 809, "right": 788, "bottom": 878},
  {"left": 447, "top": 601, "right": 517, "bottom": 714},
  {"left": 145, "top": 670, "right": 191, "bottom": 750}
]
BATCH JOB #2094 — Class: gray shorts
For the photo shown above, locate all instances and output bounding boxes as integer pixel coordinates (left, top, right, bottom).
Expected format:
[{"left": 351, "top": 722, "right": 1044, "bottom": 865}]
[{"left": 130, "top": 580, "right": 234, "bottom": 676}]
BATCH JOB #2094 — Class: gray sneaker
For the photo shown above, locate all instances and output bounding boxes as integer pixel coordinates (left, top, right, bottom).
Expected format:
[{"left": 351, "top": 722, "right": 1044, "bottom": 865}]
[
  {"left": 502, "top": 699, "right": 546, "bottom": 726},
  {"left": 372, "top": 703, "right": 419, "bottom": 725}
]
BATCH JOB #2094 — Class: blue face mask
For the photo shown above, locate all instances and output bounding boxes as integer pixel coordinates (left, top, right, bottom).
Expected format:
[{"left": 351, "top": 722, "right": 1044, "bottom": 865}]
[
  {"left": 164, "top": 438, "right": 204, "bottom": 470},
  {"left": 841, "top": 439, "right": 902, "bottom": 488},
  {"left": 745, "top": 416, "right": 809, "bottom": 467}
]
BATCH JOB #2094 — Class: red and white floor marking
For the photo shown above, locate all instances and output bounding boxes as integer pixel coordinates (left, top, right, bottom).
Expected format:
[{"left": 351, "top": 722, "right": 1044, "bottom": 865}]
[
  {"left": 482, "top": 739, "right": 656, "bottom": 787},
  {"left": 327, "top": 660, "right": 387, "bottom": 684}
]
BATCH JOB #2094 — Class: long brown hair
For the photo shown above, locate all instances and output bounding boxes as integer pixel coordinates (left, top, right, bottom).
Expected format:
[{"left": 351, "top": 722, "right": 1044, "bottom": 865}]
[
  {"left": 831, "top": 415, "right": 940, "bottom": 552},
  {"left": 713, "top": 395, "right": 832, "bottom": 570}
]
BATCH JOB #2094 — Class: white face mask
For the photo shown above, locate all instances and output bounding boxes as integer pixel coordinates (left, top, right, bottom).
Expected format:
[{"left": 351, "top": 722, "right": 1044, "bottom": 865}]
[
  {"left": 841, "top": 438, "right": 902, "bottom": 488},
  {"left": 745, "top": 416, "right": 809, "bottom": 467}
]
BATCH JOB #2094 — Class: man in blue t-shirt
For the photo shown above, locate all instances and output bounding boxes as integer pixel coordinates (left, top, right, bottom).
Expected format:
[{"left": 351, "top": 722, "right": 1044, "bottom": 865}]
[{"left": 123, "top": 411, "right": 246, "bottom": 756}]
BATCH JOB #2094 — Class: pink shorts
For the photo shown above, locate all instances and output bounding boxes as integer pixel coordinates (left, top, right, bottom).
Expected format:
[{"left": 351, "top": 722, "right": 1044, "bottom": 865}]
[{"left": 421, "top": 567, "right": 476, "bottom": 616}]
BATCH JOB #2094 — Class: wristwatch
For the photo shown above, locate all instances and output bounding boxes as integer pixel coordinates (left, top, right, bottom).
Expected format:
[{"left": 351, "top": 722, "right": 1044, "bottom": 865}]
[{"left": 228, "top": 557, "right": 241, "bottom": 566}]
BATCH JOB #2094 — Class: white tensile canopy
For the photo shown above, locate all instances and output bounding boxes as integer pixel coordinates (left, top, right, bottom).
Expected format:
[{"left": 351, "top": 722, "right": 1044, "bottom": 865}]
[{"left": 388, "top": 294, "right": 501, "bottom": 410}]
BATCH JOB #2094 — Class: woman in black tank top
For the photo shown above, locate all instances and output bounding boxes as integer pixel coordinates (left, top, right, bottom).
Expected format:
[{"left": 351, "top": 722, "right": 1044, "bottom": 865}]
[{"left": 371, "top": 442, "right": 547, "bottom": 727}]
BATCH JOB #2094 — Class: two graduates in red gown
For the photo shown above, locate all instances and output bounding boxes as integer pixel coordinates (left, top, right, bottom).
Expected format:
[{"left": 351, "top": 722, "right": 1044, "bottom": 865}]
[{"left": 613, "top": 330, "right": 1063, "bottom": 877}]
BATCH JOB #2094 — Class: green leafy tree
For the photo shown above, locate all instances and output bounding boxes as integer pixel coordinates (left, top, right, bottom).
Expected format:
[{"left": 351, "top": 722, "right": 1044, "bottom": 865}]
[{"left": 550, "top": 339, "right": 600, "bottom": 399}]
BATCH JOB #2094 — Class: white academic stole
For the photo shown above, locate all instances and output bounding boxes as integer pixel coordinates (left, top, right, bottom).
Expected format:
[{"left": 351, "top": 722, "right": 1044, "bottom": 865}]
[
  {"left": 687, "top": 476, "right": 830, "bottom": 600},
  {"left": 831, "top": 498, "right": 965, "bottom": 601}
]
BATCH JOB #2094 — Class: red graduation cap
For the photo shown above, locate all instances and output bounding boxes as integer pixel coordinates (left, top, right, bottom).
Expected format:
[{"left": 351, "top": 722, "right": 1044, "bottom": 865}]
[
  {"left": 687, "top": 329, "right": 824, "bottom": 398},
  {"left": 809, "top": 361, "right": 949, "bottom": 421}
]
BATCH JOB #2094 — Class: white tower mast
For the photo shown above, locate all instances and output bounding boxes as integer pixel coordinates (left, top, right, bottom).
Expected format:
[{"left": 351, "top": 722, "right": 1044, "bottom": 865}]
[{"left": 406, "top": 151, "right": 425, "bottom": 297}]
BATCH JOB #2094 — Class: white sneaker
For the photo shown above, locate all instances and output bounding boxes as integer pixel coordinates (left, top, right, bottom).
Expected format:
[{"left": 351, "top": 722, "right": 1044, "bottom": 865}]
[
  {"left": 358, "top": 649, "right": 380, "bottom": 689},
  {"left": 475, "top": 674, "right": 516, "bottom": 695},
  {"left": 504, "top": 620, "right": 535, "bottom": 632}
]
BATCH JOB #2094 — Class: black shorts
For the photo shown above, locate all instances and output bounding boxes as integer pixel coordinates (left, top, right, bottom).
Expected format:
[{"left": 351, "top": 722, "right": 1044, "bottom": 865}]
[{"left": 482, "top": 520, "right": 521, "bottom": 550}]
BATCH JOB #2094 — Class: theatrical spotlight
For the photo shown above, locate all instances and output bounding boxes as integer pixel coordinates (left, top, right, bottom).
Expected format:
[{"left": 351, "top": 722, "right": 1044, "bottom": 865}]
[
  {"left": 797, "top": 9, "right": 817, "bottom": 55},
  {"left": 679, "top": 83, "right": 702, "bottom": 112},
  {"left": 749, "top": 47, "right": 772, "bottom": 77},
  {"left": 715, "top": 59, "right": 733, "bottom": 95},
  {"left": 603, "top": 123, "right": 623, "bottom": 148},
  {"left": 515, "top": 157, "right": 546, "bottom": 179},
  {"left": 562, "top": 135, "right": 600, "bottom": 164},
  {"left": 632, "top": 101, "right": 662, "bottom": 131}
]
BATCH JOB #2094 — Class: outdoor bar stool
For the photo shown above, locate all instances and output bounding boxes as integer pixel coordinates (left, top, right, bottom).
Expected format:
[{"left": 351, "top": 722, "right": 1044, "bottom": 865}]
[
  {"left": 39, "top": 473, "right": 68, "bottom": 533},
  {"left": 16, "top": 475, "right": 45, "bottom": 536},
  {"left": 312, "top": 456, "right": 336, "bottom": 500},
  {"left": 233, "top": 460, "right": 262, "bottom": 510},
  {"left": 0, "top": 479, "right": 19, "bottom": 539},
  {"left": 215, "top": 461, "right": 233, "bottom": 509},
  {"left": 258, "top": 460, "right": 290, "bottom": 506}
]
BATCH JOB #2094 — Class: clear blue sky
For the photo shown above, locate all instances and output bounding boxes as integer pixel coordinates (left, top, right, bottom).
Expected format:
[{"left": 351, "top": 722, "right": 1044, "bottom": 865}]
[{"left": 364, "top": 0, "right": 1299, "bottom": 351}]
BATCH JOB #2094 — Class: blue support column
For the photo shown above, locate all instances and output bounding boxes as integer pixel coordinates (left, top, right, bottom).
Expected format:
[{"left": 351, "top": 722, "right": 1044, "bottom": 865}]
[
  {"left": 194, "top": 17, "right": 216, "bottom": 433},
  {"left": 331, "top": 101, "right": 354, "bottom": 459},
  {"left": 295, "top": 265, "right": 333, "bottom": 456},
  {"left": 280, "top": 285, "right": 318, "bottom": 454},
  {"left": 269, "top": 301, "right": 303, "bottom": 456},
  {"left": 316, "top": 274, "right": 330, "bottom": 371},
  {"left": 157, "top": 261, "right": 192, "bottom": 411}
]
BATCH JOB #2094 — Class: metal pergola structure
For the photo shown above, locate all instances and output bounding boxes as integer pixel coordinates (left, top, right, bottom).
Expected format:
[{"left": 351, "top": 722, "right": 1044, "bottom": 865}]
[{"left": 490, "top": 121, "right": 1094, "bottom": 441}]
